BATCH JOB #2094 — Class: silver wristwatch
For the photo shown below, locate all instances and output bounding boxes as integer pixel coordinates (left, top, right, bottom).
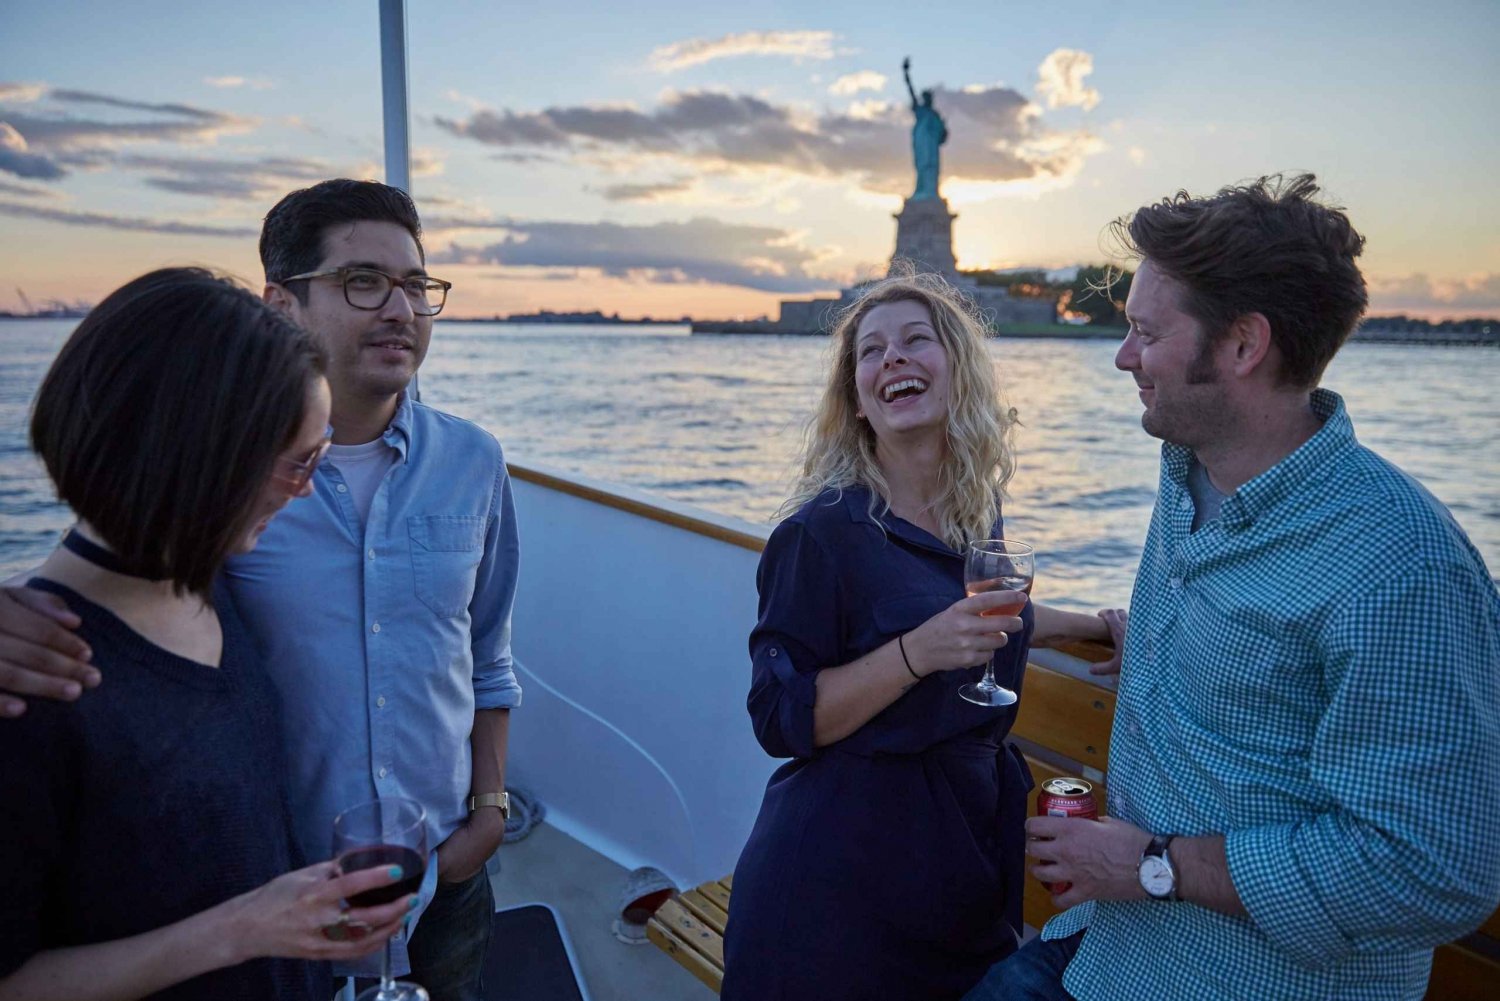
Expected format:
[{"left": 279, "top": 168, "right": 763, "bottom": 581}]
[
  {"left": 467, "top": 791, "right": 510, "bottom": 819},
  {"left": 1137, "top": 834, "right": 1179, "bottom": 901}
]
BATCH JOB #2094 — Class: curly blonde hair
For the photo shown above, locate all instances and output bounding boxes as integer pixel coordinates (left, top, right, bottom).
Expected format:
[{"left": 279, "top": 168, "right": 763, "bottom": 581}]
[{"left": 779, "top": 271, "right": 1018, "bottom": 551}]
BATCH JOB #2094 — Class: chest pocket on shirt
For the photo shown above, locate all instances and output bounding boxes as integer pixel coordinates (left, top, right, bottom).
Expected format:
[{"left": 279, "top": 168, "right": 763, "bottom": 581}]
[{"left": 408, "top": 515, "right": 486, "bottom": 617}]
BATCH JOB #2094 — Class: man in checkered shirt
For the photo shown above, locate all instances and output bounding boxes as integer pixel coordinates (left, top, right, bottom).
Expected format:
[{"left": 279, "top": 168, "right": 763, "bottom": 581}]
[{"left": 964, "top": 175, "right": 1500, "bottom": 1001}]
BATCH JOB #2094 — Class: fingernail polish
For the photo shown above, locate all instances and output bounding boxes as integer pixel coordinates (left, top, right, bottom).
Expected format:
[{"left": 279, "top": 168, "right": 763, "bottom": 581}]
[
  {"left": 408, "top": 896, "right": 421, "bottom": 911},
  {"left": 388, "top": 865, "right": 404, "bottom": 880}
]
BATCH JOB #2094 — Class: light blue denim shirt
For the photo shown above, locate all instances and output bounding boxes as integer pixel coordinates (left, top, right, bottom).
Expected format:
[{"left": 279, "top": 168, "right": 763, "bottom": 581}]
[
  {"left": 225, "top": 394, "right": 521, "bottom": 969},
  {"left": 1045, "top": 390, "right": 1500, "bottom": 1000}
]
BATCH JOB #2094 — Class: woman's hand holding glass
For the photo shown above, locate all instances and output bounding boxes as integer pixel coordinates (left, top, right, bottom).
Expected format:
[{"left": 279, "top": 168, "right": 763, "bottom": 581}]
[
  {"left": 214, "top": 859, "right": 414, "bottom": 965},
  {"left": 900, "top": 589, "right": 1028, "bottom": 677}
]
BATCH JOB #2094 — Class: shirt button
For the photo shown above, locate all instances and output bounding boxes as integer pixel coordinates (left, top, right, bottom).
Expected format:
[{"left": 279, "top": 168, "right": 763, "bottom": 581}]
[
  {"left": 378, "top": 767, "right": 388, "bottom": 779},
  {"left": 1178, "top": 495, "right": 1192, "bottom": 511},
  {"left": 1169, "top": 577, "right": 1183, "bottom": 590},
  {"left": 367, "top": 548, "right": 376, "bottom": 560},
  {"left": 376, "top": 696, "right": 386, "bottom": 708},
  {"left": 372, "top": 621, "right": 381, "bottom": 633},
  {"left": 337, "top": 483, "right": 348, "bottom": 493}
]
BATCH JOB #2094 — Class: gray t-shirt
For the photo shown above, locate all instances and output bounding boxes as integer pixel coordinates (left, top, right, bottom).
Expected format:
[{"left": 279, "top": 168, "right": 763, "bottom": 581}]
[
  {"left": 1187, "top": 458, "right": 1229, "bottom": 532},
  {"left": 327, "top": 438, "right": 397, "bottom": 528}
]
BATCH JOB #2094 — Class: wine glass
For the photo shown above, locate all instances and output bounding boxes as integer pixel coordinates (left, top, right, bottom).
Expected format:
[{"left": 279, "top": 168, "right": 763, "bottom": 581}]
[
  {"left": 332, "top": 797, "right": 429, "bottom": 1001},
  {"left": 960, "top": 539, "right": 1034, "bottom": 707}
]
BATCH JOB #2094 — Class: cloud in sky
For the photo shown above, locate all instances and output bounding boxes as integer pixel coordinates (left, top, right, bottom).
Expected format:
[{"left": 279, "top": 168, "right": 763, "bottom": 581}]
[
  {"left": 0, "top": 85, "right": 254, "bottom": 185},
  {"left": 1368, "top": 272, "right": 1500, "bottom": 313},
  {"left": 1036, "top": 49, "right": 1101, "bottom": 111},
  {"left": 598, "top": 177, "right": 694, "bottom": 202},
  {"left": 115, "top": 153, "right": 336, "bottom": 200},
  {"left": 429, "top": 216, "right": 837, "bottom": 293},
  {"left": 434, "top": 81, "right": 1101, "bottom": 197},
  {"left": 0, "top": 200, "right": 257, "bottom": 237},
  {"left": 0, "top": 84, "right": 254, "bottom": 184},
  {"left": 829, "top": 71, "right": 887, "bottom": 96},
  {"left": 48, "top": 88, "right": 229, "bottom": 121},
  {"left": 0, "top": 83, "right": 47, "bottom": 103},
  {"left": 0, "top": 177, "right": 60, "bottom": 198},
  {"left": 204, "top": 75, "right": 275, "bottom": 90},
  {"left": 650, "top": 30, "right": 836, "bottom": 71},
  {"left": 0, "top": 122, "right": 67, "bottom": 179}
]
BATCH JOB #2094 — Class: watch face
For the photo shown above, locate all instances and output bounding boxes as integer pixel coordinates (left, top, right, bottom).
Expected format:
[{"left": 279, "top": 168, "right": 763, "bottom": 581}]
[{"left": 1139, "top": 856, "right": 1174, "bottom": 897}]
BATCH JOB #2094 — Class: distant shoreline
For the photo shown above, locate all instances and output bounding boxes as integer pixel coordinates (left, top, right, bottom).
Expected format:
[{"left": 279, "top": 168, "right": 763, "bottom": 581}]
[
  {"left": 687, "top": 320, "right": 1499, "bottom": 346},
  {"left": 2, "top": 314, "right": 1493, "bottom": 346}
]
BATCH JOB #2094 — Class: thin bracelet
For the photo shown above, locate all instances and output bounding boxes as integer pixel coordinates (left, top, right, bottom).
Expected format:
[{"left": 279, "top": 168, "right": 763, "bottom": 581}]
[{"left": 898, "top": 633, "right": 921, "bottom": 680}]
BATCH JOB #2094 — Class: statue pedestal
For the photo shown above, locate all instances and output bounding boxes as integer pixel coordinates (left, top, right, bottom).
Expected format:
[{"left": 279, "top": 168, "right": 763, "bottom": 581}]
[{"left": 889, "top": 196, "right": 958, "bottom": 282}]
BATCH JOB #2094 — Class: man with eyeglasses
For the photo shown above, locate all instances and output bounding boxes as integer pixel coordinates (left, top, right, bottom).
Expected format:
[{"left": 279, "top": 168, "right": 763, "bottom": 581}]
[
  {"left": 0, "top": 179, "right": 520, "bottom": 1000},
  {"left": 250, "top": 179, "right": 520, "bottom": 1000}
]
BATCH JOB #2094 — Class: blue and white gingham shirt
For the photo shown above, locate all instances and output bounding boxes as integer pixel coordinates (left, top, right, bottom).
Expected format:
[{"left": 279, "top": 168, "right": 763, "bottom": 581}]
[{"left": 1045, "top": 389, "right": 1500, "bottom": 1000}]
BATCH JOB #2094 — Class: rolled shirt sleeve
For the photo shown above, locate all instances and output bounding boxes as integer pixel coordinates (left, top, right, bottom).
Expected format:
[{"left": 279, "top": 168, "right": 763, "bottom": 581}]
[
  {"left": 470, "top": 455, "right": 522, "bottom": 711},
  {"left": 747, "top": 520, "right": 841, "bottom": 760},
  {"left": 1227, "top": 559, "right": 1500, "bottom": 966}
]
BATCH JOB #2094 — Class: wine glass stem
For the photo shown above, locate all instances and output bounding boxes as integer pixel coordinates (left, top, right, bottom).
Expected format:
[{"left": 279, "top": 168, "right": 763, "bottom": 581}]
[
  {"left": 380, "top": 941, "right": 395, "bottom": 993},
  {"left": 980, "top": 658, "right": 998, "bottom": 690}
]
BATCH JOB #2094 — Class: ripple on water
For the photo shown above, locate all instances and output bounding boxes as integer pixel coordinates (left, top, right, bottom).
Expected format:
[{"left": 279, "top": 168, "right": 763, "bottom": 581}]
[{"left": 1068, "top": 486, "right": 1160, "bottom": 511}]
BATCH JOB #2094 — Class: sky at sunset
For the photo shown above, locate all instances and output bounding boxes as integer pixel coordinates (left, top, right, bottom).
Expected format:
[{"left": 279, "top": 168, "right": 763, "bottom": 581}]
[{"left": 2, "top": 0, "right": 1497, "bottom": 320}]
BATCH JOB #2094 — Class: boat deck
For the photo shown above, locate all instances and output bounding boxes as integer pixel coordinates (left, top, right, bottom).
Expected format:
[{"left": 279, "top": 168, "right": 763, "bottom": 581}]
[{"left": 488, "top": 821, "right": 713, "bottom": 1000}]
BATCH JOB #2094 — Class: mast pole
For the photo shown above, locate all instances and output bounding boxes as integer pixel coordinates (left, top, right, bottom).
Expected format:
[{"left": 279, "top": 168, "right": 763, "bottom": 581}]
[
  {"left": 379, "top": 0, "right": 412, "bottom": 195},
  {"left": 378, "top": 0, "right": 420, "bottom": 400}
]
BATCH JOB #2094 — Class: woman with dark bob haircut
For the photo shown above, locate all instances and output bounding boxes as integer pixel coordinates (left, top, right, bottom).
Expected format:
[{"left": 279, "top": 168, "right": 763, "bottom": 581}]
[{"left": 0, "top": 268, "right": 417, "bottom": 999}]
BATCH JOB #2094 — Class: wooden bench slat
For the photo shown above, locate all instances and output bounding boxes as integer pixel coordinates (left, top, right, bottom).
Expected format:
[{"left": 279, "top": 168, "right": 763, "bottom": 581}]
[
  {"left": 646, "top": 916, "right": 724, "bottom": 993},
  {"left": 1013, "top": 663, "right": 1115, "bottom": 770},
  {"left": 649, "top": 896, "right": 725, "bottom": 969},
  {"left": 680, "top": 887, "right": 730, "bottom": 934},
  {"left": 698, "top": 878, "right": 733, "bottom": 915},
  {"left": 1052, "top": 638, "right": 1117, "bottom": 664}
]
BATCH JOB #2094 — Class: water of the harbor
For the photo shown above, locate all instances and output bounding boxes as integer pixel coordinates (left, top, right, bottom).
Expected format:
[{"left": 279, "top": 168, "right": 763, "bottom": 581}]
[{"left": 2, "top": 319, "right": 1496, "bottom": 609}]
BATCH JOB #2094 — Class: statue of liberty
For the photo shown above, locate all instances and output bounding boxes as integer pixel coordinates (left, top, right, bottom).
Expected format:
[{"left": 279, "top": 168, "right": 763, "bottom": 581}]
[{"left": 903, "top": 56, "right": 947, "bottom": 200}]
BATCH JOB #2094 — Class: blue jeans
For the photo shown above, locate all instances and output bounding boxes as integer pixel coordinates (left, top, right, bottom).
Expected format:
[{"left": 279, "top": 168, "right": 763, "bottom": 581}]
[
  {"left": 403, "top": 869, "right": 496, "bottom": 1001},
  {"left": 962, "top": 931, "right": 1083, "bottom": 1001}
]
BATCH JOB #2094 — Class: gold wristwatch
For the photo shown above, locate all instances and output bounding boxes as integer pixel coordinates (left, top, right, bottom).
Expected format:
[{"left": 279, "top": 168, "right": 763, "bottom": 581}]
[{"left": 467, "top": 791, "right": 510, "bottom": 818}]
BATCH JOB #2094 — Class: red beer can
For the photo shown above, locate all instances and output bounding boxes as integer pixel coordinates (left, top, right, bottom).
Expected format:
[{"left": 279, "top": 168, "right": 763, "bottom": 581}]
[{"left": 1036, "top": 777, "right": 1098, "bottom": 894}]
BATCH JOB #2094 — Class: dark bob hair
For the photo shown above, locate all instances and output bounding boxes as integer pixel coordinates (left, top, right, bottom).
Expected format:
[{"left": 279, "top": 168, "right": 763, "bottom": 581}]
[
  {"left": 30, "top": 267, "right": 326, "bottom": 595},
  {"left": 260, "top": 178, "right": 424, "bottom": 303},
  {"left": 1109, "top": 173, "right": 1368, "bottom": 389}
]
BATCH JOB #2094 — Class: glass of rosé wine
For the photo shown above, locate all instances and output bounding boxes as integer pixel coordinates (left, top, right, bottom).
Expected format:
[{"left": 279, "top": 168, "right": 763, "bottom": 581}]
[{"left": 960, "top": 539, "right": 1033, "bottom": 707}]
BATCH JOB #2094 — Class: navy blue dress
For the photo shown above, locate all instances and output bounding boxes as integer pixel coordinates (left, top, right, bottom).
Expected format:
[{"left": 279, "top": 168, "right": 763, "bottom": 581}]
[{"left": 722, "top": 487, "right": 1035, "bottom": 1001}]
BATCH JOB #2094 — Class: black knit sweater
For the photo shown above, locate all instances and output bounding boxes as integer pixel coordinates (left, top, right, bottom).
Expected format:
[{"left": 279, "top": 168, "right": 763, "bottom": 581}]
[{"left": 0, "top": 578, "right": 330, "bottom": 999}]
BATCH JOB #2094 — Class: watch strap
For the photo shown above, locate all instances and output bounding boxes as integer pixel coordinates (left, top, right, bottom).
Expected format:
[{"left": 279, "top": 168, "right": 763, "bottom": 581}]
[
  {"left": 468, "top": 791, "right": 510, "bottom": 818},
  {"left": 1145, "top": 833, "right": 1176, "bottom": 857}
]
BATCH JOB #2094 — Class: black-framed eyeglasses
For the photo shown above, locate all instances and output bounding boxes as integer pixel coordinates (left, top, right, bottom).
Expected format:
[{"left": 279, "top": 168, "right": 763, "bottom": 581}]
[
  {"left": 280, "top": 267, "right": 452, "bottom": 316},
  {"left": 271, "top": 433, "right": 332, "bottom": 495}
]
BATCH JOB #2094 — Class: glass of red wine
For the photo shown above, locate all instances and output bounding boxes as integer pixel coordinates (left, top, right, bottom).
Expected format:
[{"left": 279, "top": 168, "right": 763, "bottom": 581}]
[
  {"left": 332, "top": 796, "right": 429, "bottom": 1001},
  {"left": 960, "top": 539, "right": 1034, "bottom": 707}
]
